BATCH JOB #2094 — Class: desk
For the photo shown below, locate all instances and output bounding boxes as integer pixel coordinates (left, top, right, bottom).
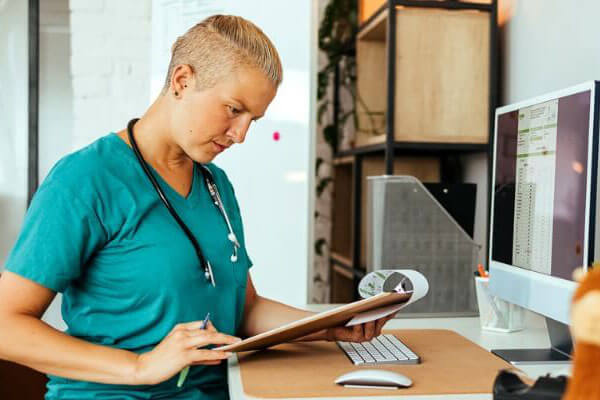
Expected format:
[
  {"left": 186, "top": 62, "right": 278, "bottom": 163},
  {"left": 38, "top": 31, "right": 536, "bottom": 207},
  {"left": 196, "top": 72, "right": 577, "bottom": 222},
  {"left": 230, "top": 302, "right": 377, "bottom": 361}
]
[{"left": 228, "top": 306, "right": 569, "bottom": 399}]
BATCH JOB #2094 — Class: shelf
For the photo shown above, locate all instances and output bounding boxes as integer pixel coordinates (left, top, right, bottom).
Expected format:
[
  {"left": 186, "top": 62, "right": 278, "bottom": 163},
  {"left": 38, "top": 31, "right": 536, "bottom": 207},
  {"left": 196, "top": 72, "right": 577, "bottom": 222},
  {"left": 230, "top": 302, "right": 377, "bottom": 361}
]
[
  {"left": 359, "top": 0, "right": 493, "bottom": 32},
  {"left": 330, "top": 262, "right": 355, "bottom": 303},
  {"left": 330, "top": 252, "right": 352, "bottom": 269},
  {"left": 329, "top": 254, "right": 368, "bottom": 279},
  {"left": 355, "top": 5, "right": 491, "bottom": 146},
  {"left": 332, "top": 263, "right": 354, "bottom": 279},
  {"left": 336, "top": 143, "right": 387, "bottom": 158},
  {"left": 332, "top": 155, "right": 354, "bottom": 165},
  {"left": 358, "top": 6, "right": 388, "bottom": 41},
  {"left": 335, "top": 141, "right": 489, "bottom": 158}
]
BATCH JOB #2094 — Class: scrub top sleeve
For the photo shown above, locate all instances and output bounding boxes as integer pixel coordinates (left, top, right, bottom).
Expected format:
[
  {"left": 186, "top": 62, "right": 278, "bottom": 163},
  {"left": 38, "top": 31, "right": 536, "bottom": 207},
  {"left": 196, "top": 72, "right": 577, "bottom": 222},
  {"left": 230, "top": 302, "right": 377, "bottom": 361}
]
[{"left": 4, "top": 184, "right": 108, "bottom": 293}]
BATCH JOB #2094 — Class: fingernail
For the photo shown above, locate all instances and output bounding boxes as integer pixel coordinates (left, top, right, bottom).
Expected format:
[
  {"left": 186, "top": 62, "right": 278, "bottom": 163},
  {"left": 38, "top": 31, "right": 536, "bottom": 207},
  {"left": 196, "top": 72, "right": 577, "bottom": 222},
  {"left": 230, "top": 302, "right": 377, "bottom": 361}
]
[{"left": 225, "top": 352, "right": 233, "bottom": 357}]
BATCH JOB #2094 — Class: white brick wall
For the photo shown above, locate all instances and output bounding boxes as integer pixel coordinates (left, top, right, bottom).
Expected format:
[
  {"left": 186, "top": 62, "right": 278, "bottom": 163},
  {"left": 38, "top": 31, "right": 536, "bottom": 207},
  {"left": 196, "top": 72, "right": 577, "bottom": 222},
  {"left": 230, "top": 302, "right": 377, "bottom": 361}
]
[{"left": 69, "top": 0, "right": 152, "bottom": 150}]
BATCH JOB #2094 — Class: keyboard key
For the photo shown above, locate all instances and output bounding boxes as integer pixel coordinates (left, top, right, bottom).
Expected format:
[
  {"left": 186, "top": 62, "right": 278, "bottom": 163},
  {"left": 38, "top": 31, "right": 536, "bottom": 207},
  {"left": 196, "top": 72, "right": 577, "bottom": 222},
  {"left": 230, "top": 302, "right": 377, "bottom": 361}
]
[{"left": 384, "top": 335, "right": 420, "bottom": 360}]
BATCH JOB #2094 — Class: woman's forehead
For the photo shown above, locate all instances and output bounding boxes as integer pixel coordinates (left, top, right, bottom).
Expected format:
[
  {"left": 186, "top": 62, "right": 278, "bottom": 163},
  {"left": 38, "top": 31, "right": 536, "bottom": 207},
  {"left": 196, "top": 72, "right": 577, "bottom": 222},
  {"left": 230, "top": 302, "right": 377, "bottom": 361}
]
[{"left": 218, "top": 68, "right": 276, "bottom": 110}]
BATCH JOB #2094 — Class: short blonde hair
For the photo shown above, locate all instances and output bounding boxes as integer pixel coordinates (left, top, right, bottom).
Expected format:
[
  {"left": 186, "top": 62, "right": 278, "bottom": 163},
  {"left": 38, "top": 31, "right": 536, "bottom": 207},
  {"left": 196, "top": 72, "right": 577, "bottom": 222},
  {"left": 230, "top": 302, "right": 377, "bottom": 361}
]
[{"left": 163, "top": 15, "right": 283, "bottom": 93}]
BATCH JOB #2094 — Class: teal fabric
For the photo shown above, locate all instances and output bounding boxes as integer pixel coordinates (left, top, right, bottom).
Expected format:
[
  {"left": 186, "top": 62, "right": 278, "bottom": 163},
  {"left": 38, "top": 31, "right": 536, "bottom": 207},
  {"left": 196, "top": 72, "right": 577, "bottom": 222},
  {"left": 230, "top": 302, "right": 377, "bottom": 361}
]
[{"left": 5, "top": 133, "right": 253, "bottom": 399}]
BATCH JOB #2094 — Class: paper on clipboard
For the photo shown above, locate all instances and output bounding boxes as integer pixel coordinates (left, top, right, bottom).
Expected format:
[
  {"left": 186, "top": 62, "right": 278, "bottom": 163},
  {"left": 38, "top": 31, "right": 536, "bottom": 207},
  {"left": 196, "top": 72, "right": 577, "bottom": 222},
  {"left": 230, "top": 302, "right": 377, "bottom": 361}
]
[
  {"left": 213, "top": 270, "right": 427, "bottom": 353},
  {"left": 345, "top": 270, "right": 429, "bottom": 326}
]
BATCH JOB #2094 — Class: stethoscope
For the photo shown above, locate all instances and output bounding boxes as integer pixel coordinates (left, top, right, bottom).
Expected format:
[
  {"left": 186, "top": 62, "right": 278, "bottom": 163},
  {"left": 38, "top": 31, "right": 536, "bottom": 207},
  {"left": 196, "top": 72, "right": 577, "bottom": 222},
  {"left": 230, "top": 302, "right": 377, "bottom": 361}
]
[{"left": 127, "top": 118, "right": 240, "bottom": 287}]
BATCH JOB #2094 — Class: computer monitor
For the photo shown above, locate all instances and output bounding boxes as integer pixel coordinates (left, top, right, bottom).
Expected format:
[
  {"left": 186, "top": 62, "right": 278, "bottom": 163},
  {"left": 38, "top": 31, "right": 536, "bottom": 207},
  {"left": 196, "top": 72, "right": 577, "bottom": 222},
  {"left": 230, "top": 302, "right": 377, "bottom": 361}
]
[{"left": 489, "top": 81, "right": 600, "bottom": 364}]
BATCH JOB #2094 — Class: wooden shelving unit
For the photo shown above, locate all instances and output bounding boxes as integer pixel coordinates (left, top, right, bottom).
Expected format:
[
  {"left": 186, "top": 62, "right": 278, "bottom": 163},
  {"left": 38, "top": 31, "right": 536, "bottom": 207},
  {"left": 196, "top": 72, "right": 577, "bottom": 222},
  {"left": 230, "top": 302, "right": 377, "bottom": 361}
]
[
  {"left": 329, "top": 0, "right": 498, "bottom": 303},
  {"left": 356, "top": 3, "right": 492, "bottom": 148}
]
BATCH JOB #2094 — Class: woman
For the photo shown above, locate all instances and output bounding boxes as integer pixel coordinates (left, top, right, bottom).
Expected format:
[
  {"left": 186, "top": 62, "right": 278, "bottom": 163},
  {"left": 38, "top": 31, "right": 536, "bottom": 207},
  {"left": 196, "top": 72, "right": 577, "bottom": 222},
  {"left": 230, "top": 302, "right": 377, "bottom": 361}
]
[{"left": 0, "top": 15, "right": 393, "bottom": 399}]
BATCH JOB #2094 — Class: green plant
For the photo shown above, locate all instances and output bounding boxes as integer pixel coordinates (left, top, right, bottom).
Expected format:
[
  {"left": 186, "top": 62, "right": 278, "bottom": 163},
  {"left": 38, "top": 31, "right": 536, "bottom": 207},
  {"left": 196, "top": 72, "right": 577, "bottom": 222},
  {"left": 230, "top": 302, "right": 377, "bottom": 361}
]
[
  {"left": 317, "top": 0, "right": 383, "bottom": 159},
  {"left": 313, "top": 1, "right": 359, "bottom": 298},
  {"left": 314, "top": 0, "right": 383, "bottom": 298},
  {"left": 317, "top": 0, "right": 358, "bottom": 154}
]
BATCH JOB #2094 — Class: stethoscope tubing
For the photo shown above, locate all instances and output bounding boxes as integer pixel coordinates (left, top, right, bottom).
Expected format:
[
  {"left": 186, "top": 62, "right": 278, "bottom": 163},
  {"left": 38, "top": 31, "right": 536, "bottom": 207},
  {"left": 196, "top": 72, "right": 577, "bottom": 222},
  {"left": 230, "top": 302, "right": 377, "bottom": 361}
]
[{"left": 126, "top": 118, "right": 239, "bottom": 286}]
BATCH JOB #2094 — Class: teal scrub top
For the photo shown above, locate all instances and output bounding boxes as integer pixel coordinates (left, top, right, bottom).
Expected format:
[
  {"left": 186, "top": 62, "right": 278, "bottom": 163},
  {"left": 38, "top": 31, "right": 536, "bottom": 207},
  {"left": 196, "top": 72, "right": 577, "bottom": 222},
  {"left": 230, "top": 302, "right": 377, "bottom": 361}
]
[{"left": 5, "top": 133, "right": 253, "bottom": 399}]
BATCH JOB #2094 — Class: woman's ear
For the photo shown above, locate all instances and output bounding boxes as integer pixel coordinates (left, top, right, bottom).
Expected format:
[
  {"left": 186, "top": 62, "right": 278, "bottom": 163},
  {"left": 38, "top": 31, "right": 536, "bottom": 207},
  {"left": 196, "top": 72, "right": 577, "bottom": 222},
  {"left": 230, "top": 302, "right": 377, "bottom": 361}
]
[{"left": 170, "top": 64, "right": 195, "bottom": 97}]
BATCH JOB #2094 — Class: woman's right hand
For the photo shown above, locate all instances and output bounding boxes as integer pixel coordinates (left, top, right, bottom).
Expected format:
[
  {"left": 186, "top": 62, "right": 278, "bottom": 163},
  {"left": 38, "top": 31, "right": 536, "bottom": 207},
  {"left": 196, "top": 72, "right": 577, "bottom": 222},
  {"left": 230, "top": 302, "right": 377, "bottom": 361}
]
[{"left": 133, "top": 320, "right": 241, "bottom": 385}]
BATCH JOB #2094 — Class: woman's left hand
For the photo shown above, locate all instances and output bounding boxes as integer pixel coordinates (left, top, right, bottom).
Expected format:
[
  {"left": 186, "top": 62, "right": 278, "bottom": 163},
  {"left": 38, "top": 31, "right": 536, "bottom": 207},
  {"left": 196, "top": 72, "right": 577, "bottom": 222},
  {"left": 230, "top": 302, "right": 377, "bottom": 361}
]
[{"left": 324, "top": 313, "right": 396, "bottom": 343}]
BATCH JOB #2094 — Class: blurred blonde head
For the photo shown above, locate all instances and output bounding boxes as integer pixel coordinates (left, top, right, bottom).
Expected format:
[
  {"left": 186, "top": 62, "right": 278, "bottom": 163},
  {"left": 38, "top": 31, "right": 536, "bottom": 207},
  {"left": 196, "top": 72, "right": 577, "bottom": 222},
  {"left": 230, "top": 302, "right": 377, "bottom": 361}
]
[{"left": 162, "top": 14, "right": 283, "bottom": 93}]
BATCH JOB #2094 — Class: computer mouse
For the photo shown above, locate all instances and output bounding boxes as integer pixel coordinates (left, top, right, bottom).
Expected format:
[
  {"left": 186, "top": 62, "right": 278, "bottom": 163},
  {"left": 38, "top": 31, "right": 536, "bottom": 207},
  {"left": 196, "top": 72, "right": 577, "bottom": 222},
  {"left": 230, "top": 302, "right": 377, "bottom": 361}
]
[{"left": 335, "top": 369, "right": 413, "bottom": 388}]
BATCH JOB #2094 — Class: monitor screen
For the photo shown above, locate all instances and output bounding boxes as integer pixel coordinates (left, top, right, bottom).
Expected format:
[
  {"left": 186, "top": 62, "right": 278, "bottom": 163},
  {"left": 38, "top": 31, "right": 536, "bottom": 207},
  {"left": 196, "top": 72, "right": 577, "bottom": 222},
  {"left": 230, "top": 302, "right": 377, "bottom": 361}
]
[{"left": 492, "top": 90, "right": 593, "bottom": 281}]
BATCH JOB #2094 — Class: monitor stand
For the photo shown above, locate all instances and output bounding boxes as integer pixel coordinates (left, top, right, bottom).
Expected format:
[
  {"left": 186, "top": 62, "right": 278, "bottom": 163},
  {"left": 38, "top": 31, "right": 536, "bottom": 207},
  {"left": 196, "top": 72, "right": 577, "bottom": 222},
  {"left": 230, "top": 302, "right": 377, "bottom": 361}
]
[{"left": 491, "top": 317, "right": 572, "bottom": 365}]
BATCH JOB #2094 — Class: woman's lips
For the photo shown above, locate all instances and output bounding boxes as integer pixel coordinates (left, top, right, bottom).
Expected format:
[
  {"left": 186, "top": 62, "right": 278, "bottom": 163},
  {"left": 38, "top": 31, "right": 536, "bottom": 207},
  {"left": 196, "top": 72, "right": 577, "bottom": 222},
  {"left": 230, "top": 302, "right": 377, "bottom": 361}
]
[{"left": 213, "top": 141, "right": 228, "bottom": 153}]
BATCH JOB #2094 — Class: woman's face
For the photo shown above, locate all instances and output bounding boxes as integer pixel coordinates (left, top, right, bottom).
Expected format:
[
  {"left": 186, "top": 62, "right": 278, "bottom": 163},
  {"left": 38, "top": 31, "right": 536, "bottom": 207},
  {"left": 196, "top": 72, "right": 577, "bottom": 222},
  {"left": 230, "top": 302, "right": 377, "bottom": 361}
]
[{"left": 169, "top": 65, "right": 277, "bottom": 163}]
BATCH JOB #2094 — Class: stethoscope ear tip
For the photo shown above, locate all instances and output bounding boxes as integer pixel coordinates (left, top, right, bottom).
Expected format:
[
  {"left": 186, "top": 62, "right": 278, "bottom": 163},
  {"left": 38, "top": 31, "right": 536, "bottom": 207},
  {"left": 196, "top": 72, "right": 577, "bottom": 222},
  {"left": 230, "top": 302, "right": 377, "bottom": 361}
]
[{"left": 230, "top": 254, "right": 238, "bottom": 262}]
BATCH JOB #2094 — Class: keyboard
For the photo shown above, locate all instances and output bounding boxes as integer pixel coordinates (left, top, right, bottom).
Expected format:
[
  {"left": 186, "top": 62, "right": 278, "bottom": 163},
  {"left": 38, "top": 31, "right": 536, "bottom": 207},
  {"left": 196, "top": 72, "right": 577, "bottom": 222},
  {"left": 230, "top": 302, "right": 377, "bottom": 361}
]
[{"left": 337, "top": 334, "right": 421, "bottom": 365}]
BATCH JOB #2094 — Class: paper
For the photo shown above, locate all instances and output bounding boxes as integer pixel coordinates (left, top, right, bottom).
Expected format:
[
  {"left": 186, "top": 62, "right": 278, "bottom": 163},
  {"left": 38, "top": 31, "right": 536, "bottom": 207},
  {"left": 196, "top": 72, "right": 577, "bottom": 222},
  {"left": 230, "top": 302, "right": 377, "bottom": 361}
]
[{"left": 345, "top": 270, "right": 429, "bottom": 326}]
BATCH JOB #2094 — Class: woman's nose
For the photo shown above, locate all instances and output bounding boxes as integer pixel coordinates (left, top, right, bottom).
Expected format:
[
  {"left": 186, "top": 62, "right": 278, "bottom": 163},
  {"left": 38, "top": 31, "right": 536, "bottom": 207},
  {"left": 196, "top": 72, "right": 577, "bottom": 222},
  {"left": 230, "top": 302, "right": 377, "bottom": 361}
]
[
  {"left": 228, "top": 130, "right": 246, "bottom": 144},
  {"left": 228, "top": 118, "right": 252, "bottom": 143}
]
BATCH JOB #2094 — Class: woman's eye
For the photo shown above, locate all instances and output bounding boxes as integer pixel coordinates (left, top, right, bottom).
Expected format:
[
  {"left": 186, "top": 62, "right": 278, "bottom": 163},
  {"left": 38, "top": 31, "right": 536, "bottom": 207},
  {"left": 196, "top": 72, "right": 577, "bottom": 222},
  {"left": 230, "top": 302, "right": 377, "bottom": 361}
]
[{"left": 228, "top": 106, "right": 240, "bottom": 115}]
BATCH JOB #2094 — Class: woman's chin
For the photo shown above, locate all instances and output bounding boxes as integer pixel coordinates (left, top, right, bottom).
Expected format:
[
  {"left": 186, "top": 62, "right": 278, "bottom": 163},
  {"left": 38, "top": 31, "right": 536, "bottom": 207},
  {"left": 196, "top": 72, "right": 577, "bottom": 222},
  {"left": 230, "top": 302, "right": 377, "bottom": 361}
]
[{"left": 189, "top": 149, "right": 218, "bottom": 164}]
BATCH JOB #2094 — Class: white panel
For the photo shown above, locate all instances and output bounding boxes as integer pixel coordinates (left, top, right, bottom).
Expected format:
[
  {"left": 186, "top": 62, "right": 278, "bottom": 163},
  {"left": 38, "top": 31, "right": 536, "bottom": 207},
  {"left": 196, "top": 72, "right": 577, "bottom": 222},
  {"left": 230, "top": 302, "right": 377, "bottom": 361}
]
[
  {"left": 151, "top": 1, "right": 315, "bottom": 307},
  {"left": 219, "top": 1, "right": 313, "bottom": 307},
  {"left": 0, "top": 0, "right": 28, "bottom": 270}
]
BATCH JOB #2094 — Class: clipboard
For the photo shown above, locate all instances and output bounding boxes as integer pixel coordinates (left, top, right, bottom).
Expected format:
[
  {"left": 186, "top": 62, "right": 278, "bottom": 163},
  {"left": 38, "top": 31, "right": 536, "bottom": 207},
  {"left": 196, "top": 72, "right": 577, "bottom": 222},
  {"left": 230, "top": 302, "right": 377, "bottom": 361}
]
[{"left": 215, "top": 291, "right": 411, "bottom": 353}]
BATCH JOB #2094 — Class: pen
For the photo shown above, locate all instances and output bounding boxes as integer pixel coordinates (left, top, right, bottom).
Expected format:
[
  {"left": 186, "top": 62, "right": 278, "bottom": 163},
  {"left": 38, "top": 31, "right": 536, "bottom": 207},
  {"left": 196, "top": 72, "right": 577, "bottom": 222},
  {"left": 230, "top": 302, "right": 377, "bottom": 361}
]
[{"left": 177, "top": 312, "right": 210, "bottom": 388}]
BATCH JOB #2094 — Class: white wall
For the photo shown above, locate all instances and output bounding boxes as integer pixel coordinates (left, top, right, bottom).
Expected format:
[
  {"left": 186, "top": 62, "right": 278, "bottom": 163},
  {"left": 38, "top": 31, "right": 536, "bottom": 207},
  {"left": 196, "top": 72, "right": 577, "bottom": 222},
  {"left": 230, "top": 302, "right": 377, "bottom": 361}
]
[
  {"left": 70, "top": 0, "right": 151, "bottom": 148},
  {"left": 0, "top": 0, "right": 28, "bottom": 271},
  {"left": 500, "top": 0, "right": 600, "bottom": 104},
  {"left": 217, "top": 2, "right": 316, "bottom": 307}
]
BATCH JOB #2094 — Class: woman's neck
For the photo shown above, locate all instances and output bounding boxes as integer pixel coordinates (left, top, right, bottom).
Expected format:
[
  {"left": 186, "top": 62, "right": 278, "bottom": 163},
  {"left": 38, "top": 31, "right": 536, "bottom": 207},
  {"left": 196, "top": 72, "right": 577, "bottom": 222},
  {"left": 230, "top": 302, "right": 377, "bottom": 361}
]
[{"left": 119, "top": 97, "right": 191, "bottom": 173}]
